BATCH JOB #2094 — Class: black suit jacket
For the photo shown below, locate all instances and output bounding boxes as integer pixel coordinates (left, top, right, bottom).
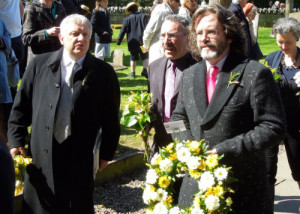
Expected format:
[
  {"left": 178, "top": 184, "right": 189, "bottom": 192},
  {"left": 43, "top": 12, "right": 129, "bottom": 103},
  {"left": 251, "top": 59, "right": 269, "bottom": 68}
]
[
  {"left": 148, "top": 53, "right": 196, "bottom": 154},
  {"left": 8, "top": 48, "right": 120, "bottom": 213},
  {"left": 171, "top": 53, "right": 286, "bottom": 213},
  {"left": 91, "top": 9, "right": 112, "bottom": 43},
  {"left": 228, "top": 3, "right": 251, "bottom": 58},
  {"left": 116, "top": 12, "right": 148, "bottom": 52}
]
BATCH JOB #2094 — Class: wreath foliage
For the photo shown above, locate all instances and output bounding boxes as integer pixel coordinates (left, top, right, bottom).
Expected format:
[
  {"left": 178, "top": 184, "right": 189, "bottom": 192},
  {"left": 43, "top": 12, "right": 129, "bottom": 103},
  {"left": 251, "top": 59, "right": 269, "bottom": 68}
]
[{"left": 143, "top": 139, "right": 236, "bottom": 214}]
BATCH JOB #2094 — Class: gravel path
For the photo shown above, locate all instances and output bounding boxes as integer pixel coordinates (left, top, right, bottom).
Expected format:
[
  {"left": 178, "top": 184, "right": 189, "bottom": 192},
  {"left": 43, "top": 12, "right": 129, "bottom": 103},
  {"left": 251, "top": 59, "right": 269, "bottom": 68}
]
[{"left": 93, "top": 167, "right": 147, "bottom": 214}]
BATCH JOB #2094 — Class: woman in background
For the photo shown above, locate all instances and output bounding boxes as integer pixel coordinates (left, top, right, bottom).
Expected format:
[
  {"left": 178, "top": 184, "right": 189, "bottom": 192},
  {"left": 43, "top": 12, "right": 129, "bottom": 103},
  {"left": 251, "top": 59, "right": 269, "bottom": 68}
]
[
  {"left": 265, "top": 17, "right": 300, "bottom": 201},
  {"left": 91, "top": 0, "right": 113, "bottom": 60},
  {"left": 243, "top": 3, "right": 263, "bottom": 60}
]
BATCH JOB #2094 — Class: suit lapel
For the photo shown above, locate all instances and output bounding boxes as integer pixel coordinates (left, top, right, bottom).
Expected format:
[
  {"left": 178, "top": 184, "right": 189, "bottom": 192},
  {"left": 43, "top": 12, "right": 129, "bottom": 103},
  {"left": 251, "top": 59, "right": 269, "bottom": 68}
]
[
  {"left": 200, "top": 56, "right": 248, "bottom": 127},
  {"left": 193, "top": 61, "right": 208, "bottom": 119}
]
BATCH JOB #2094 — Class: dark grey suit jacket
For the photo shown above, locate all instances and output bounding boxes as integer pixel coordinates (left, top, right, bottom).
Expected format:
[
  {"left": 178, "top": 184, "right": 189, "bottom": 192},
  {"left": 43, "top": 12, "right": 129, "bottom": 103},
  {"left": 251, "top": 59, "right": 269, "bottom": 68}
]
[
  {"left": 171, "top": 53, "right": 286, "bottom": 213},
  {"left": 148, "top": 53, "right": 196, "bottom": 154}
]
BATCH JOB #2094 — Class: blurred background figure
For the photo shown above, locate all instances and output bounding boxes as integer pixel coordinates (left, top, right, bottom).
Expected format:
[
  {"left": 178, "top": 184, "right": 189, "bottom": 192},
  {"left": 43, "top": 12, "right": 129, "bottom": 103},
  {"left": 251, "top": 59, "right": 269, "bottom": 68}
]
[
  {"left": 22, "top": 0, "right": 66, "bottom": 64},
  {"left": 178, "top": 0, "right": 200, "bottom": 23},
  {"left": 0, "top": 17, "right": 15, "bottom": 214},
  {"left": 91, "top": 0, "right": 113, "bottom": 61},
  {"left": 243, "top": 3, "right": 263, "bottom": 61},
  {"left": 150, "top": 0, "right": 163, "bottom": 16},
  {"left": 229, "top": 0, "right": 252, "bottom": 59},
  {"left": 268, "top": 0, "right": 273, "bottom": 8},
  {"left": 117, "top": 2, "right": 149, "bottom": 79},
  {"left": 271, "top": 0, "right": 280, "bottom": 10},
  {"left": 279, "top": 3, "right": 285, "bottom": 10},
  {"left": 265, "top": 17, "right": 300, "bottom": 201},
  {"left": 143, "top": 0, "right": 180, "bottom": 64}
]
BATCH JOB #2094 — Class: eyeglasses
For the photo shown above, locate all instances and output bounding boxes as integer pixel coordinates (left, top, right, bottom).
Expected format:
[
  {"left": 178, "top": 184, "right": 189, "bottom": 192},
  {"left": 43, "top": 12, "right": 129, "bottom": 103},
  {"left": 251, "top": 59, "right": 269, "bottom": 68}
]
[
  {"left": 159, "top": 32, "right": 186, "bottom": 41},
  {"left": 196, "top": 29, "right": 219, "bottom": 39}
]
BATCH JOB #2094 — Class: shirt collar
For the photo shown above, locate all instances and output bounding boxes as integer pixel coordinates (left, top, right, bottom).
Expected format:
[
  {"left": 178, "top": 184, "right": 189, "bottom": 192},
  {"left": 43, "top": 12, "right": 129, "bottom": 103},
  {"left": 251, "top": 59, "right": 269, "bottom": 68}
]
[
  {"left": 62, "top": 50, "right": 86, "bottom": 67},
  {"left": 206, "top": 54, "right": 228, "bottom": 72}
]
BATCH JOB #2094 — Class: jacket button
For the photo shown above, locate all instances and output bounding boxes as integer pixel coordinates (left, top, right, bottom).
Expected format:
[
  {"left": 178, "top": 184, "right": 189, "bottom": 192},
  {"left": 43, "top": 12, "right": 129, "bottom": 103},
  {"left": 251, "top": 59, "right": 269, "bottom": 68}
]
[
  {"left": 55, "top": 83, "right": 59, "bottom": 88},
  {"left": 44, "top": 149, "right": 48, "bottom": 153},
  {"left": 45, "top": 126, "right": 49, "bottom": 131},
  {"left": 48, "top": 104, "right": 53, "bottom": 109}
]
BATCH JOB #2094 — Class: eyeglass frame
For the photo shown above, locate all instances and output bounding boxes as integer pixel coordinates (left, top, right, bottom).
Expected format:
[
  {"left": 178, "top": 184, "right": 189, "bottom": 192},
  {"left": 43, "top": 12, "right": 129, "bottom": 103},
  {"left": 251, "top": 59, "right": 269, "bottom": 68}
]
[
  {"left": 159, "top": 32, "right": 187, "bottom": 41},
  {"left": 196, "top": 29, "right": 220, "bottom": 39}
]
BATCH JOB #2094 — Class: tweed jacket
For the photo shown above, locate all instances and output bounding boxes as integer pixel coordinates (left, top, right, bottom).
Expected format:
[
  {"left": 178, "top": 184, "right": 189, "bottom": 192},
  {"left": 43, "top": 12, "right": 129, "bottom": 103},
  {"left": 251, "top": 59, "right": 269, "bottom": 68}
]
[
  {"left": 116, "top": 12, "right": 148, "bottom": 52},
  {"left": 91, "top": 9, "right": 113, "bottom": 44},
  {"left": 22, "top": 1, "right": 66, "bottom": 55},
  {"left": 142, "top": 2, "right": 175, "bottom": 63},
  {"left": 148, "top": 53, "right": 196, "bottom": 153},
  {"left": 171, "top": 54, "right": 286, "bottom": 213},
  {"left": 8, "top": 48, "right": 120, "bottom": 214}
]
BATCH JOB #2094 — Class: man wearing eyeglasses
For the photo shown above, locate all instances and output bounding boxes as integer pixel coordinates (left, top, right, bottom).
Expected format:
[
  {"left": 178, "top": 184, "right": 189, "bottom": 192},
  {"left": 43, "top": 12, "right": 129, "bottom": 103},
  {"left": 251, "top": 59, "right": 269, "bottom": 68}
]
[
  {"left": 148, "top": 14, "right": 196, "bottom": 156},
  {"left": 170, "top": 4, "right": 286, "bottom": 213}
]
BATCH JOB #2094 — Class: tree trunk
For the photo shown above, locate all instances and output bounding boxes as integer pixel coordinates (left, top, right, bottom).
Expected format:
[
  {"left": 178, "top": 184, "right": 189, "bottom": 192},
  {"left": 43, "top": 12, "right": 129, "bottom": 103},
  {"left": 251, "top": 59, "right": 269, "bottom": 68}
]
[{"left": 209, "top": 0, "right": 231, "bottom": 8}]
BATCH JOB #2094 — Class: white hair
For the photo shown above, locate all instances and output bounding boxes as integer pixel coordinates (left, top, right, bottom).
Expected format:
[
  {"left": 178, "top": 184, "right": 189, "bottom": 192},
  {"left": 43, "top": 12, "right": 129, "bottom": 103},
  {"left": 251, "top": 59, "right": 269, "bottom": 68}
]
[
  {"left": 232, "top": 0, "right": 240, "bottom": 4},
  {"left": 60, "top": 14, "right": 92, "bottom": 38}
]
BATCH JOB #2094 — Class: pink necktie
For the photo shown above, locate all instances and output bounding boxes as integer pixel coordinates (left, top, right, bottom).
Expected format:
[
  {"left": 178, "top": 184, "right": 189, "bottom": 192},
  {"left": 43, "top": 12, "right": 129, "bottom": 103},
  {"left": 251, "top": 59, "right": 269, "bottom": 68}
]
[
  {"left": 207, "top": 65, "right": 219, "bottom": 103},
  {"left": 164, "top": 62, "right": 176, "bottom": 122}
]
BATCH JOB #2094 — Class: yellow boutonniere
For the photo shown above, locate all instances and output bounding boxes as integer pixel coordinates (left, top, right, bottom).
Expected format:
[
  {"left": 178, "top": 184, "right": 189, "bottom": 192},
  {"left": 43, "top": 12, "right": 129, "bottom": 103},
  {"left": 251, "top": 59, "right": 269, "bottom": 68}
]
[
  {"left": 227, "top": 72, "right": 241, "bottom": 88},
  {"left": 82, "top": 70, "right": 93, "bottom": 86}
]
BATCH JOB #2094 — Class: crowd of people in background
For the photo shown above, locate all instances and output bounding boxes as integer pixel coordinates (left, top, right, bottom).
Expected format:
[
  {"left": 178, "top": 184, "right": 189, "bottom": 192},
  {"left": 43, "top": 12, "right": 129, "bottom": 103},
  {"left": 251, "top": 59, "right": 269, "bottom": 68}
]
[{"left": 0, "top": 0, "right": 300, "bottom": 213}]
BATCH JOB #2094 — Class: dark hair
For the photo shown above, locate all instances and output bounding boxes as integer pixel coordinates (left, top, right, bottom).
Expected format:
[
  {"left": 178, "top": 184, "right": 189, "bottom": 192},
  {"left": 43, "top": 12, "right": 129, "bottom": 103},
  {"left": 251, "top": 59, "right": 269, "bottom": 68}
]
[
  {"left": 189, "top": 4, "right": 247, "bottom": 60},
  {"left": 128, "top": 4, "right": 138, "bottom": 13}
]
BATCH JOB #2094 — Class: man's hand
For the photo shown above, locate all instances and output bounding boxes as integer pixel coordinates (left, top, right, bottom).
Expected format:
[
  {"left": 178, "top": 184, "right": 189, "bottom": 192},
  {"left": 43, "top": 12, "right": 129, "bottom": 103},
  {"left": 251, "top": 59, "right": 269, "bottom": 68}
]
[
  {"left": 98, "top": 159, "right": 108, "bottom": 171},
  {"left": 142, "top": 46, "right": 148, "bottom": 52},
  {"left": 206, "top": 148, "right": 217, "bottom": 155},
  {"left": 46, "top": 27, "right": 60, "bottom": 37},
  {"left": 10, "top": 147, "right": 26, "bottom": 157}
]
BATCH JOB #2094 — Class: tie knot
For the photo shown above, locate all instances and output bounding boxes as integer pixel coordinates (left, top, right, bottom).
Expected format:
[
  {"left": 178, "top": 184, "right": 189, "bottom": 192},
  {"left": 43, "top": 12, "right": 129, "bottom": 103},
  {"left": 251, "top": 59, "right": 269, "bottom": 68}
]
[{"left": 209, "top": 65, "right": 219, "bottom": 76}]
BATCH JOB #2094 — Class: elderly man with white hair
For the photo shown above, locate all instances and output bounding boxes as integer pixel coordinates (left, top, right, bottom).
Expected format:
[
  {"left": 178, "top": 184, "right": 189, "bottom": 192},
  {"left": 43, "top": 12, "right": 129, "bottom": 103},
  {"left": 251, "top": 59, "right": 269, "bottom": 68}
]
[{"left": 8, "top": 14, "right": 120, "bottom": 214}]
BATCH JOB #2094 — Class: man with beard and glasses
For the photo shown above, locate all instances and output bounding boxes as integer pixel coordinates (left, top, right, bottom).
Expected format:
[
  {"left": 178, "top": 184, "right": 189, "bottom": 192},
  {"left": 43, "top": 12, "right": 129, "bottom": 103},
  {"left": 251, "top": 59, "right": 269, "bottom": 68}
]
[
  {"left": 170, "top": 4, "right": 286, "bottom": 213},
  {"left": 148, "top": 14, "right": 196, "bottom": 156}
]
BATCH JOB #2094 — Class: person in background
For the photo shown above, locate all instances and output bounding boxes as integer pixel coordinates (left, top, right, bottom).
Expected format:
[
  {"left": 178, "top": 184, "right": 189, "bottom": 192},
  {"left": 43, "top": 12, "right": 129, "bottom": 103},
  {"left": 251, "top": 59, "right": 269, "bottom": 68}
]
[
  {"left": 279, "top": 3, "right": 285, "bottom": 10},
  {"left": 22, "top": 0, "right": 66, "bottom": 63},
  {"left": 143, "top": 0, "right": 181, "bottom": 64},
  {"left": 171, "top": 4, "right": 286, "bottom": 213},
  {"left": 91, "top": 0, "right": 113, "bottom": 61},
  {"left": 271, "top": 1, "right": 280, "bottom": 10},
  {"left": 243, "top": 3, "right": 263, "bottom": 61},
  {"left": 0, "top": 17, "right": 15, "bottom": 214},
  {"left": 8, "top": 14, "right": 120, "bottom": 214},
  {"left": 148, "top": 14, "right": 196, "bottom": 155},
  {"left": 117, "top": 2, "right": 149, "bottom": 79},
  {"left": 265, "top": 17, "right": 300, "bottom": 201},
  {"left": 0, "top": 0, "right": 25, "bottom": 68},
  {"left": 228, "top": 0, "right": 251, "bottom": 59},
  {"left": 178, "top": 0, "right": 200, "bottom": 24}
]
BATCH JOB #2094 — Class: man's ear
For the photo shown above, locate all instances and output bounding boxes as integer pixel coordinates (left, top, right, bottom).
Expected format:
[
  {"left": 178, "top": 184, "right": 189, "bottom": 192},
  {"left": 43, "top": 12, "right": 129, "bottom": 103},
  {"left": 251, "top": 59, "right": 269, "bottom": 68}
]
[{"left": 59, "top": 34, "right": 64, "bottom": 45}]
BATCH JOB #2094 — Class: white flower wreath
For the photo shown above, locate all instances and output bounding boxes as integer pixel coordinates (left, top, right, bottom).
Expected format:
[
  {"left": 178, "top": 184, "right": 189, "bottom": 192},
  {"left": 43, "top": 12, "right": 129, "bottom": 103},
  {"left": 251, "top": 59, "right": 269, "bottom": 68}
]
[{"left": 142, "top": 139, "right": 236, "bottom": 214}]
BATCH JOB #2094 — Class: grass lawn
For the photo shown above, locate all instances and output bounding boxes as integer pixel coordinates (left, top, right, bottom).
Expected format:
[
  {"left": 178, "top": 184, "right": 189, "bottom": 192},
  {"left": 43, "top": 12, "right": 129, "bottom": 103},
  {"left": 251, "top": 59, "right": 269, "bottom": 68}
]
[{"left": 109, "top": 27, "right": 281, "bottom": 158}]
